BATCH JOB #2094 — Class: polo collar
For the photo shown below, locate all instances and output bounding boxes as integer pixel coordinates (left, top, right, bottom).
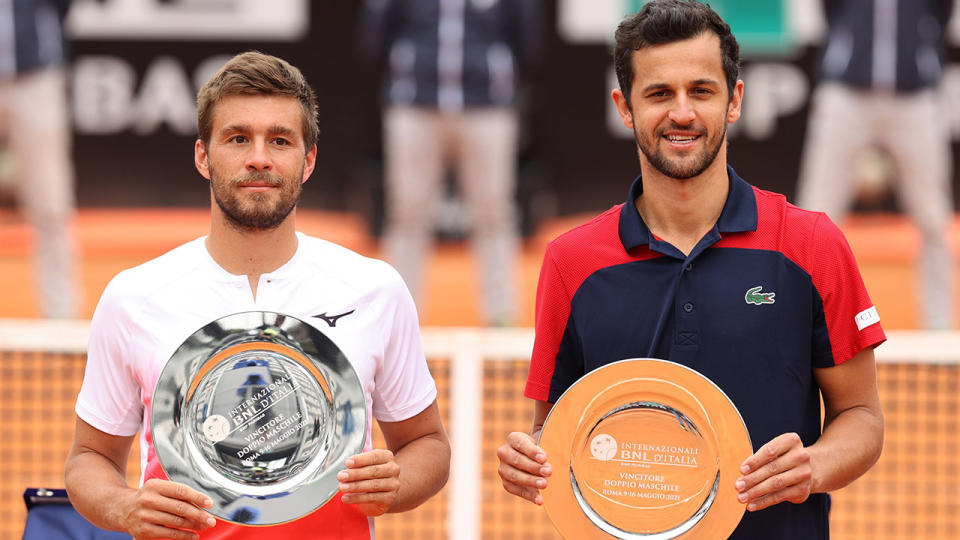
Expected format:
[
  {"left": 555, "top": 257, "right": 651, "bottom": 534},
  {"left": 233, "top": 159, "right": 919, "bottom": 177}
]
[
  {"left": 618, "top": 165, "right": 758, "bottom": 253},
  {"left": 202, "top": 233, "right": 305, "bottom": 282}
]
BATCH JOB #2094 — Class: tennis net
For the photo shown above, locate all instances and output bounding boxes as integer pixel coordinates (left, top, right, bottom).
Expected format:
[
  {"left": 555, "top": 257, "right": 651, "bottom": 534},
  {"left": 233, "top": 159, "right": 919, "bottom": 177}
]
[{"left": 1, "top": 321, "right": 957, "bottom": 539}]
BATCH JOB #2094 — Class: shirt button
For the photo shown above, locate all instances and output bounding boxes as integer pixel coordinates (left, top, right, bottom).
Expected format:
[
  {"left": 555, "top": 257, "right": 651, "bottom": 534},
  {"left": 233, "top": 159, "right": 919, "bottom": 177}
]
[
  {"left": 685, "top": 263, "right": 693, "bottom": 272},
  {"left": 683, "top": 302, "right": 694, "bottom": 313}
]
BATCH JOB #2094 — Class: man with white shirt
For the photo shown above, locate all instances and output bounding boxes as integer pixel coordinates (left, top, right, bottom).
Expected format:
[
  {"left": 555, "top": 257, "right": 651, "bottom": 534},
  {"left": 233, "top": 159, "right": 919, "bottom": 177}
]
[{"left": 65, "top": 51, "right": 450, "bottom": 540}]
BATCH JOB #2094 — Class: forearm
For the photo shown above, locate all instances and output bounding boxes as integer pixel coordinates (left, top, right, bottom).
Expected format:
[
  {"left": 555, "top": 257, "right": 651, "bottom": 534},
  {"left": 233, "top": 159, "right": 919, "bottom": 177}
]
[
  {"left": 65, "top": 449, "right": 137, "bottom": 532},
  {"left": 388, "top": 432, "right": 451, "bottom": 513},
  {"left": 808, "top": 405, "right": 884, "bottom": 493},
  {"left": 530, "top": 400, "right": 552, "bottom": 442}
]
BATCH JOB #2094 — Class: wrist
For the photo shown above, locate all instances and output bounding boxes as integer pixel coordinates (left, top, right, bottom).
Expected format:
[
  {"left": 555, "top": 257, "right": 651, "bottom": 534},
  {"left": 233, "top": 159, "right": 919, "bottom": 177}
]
[
  {"left": 104, "top": 487, "right": 138, "bottom": 532},
  {"left": 805, "top": 444, "right": 827, "bottom": 495}
]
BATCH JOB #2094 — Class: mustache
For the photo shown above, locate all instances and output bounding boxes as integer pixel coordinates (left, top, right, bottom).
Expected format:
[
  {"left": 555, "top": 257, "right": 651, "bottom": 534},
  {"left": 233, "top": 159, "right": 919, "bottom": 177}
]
[
  {"left": 656, "top": 123, "right": 706, "bottom": 136},
  {"left": 231, "top": 171, "right": 283, "bottom": 187}
]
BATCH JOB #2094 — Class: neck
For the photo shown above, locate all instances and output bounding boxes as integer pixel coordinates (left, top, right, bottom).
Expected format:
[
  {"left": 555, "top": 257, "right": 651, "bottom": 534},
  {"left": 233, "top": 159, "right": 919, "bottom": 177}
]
[
  {"left": 635, "top": 156, "right": 729, "bottom": 256},
  {"left": 206, "top": 204, "right": 299, "bottom": 290}
]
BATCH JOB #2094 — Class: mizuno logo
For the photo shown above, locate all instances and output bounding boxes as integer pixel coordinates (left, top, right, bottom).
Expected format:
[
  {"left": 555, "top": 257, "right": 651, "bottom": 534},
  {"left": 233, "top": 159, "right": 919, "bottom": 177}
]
[
  {"left": 313, "top": 310, "right": 355, "bottom": 327},
  {"left": 745, "top": 286, "right": 775, "bottom": 305}
]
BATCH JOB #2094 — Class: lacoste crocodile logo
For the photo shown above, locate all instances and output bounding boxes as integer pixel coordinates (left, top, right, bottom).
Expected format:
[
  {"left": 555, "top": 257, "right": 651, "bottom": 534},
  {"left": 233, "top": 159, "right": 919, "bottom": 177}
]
[
  {"left": 745, "top": 286, "right": 775, "bottom": 305},
  {"left": 313, "top": 310, "right": 355, "bottom": 327}
]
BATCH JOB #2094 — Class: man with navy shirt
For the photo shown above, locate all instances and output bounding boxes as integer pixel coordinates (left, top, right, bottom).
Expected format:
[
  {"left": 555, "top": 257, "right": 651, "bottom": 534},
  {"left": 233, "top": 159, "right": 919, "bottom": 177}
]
[{"left": 496, "top": 1, "right": 884, "bottom": 538}]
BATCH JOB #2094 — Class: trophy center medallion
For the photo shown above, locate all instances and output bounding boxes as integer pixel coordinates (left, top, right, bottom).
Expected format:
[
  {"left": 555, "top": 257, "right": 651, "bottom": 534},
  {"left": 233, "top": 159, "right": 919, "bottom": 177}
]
[
  {"left": 186, "top": 350, "right": 332, "bottom": 488},
  {"left": 571, "top": 402, "right": 720, "bottom": 535}
]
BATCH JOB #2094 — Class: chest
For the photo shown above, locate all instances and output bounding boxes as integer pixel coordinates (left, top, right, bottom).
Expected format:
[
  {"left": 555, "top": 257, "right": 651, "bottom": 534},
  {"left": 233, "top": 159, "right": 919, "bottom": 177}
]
[
  {"left": 569, "top": 247, "right": 817, "bottom": 380},
  {"left": 566, "top": 247, "right": 826, "bottom": 453},
  {"left": 132, "top": 279, "right": 382, "bottom": 410}
]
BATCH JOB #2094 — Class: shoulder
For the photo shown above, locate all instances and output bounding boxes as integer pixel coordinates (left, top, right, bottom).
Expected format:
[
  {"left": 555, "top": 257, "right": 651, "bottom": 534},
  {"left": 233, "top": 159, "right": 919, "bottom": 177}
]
[
  {"left": 98, "top": 238, "right": 209, "bottom": 314},
  {"left": 295, "top": 234, "right": 407, "bottom": 296},
  {"left": 534, "top": 205, "right": 632, "bottom": 302},
  {"left": 88, "top": 238, "right": 208, "bottom": 365},
  {"left": 753, "top": 186, "right": 838, "bottom": 245},
  {"left": 545, "top": 205, "right": 623, "bottom": 258},
  {"left": 751, "top": 187, "right": 855, "bottom": 276}
]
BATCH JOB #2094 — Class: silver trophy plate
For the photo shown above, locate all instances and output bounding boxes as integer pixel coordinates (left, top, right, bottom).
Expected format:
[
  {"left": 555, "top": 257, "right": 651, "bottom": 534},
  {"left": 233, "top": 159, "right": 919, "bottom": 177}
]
[{"left": 151, "top": 311, "right": 367, "bottom": 525}]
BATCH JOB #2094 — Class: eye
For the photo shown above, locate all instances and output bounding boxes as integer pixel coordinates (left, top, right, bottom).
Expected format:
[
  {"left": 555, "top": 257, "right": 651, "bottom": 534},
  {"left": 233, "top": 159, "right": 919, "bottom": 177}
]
[
  {"left": 273, "top": 137, "right": 291, "bottom": 146},
  {"left": 647, "top": 90, "right": 670, "bottom": 99},
  {"left": 692, "top": 87, "right": 714, "bottom": 96},
  {"left": 228, "top": 135, "right": 248, "bottom": 144}
]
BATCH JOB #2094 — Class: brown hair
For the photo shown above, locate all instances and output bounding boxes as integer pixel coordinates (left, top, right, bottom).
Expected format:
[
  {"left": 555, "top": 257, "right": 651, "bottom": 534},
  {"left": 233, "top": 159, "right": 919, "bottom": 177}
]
[
  {"left": 614, "top": 0, "right": 740, "bottom": 108},
  {"left": 196, "top": 51, "right": 319, "bottom": 150}
]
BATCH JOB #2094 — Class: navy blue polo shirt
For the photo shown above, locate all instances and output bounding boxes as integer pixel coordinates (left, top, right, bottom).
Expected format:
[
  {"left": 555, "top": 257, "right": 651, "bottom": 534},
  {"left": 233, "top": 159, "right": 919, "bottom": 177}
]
[{"left": 526, "top": 166, "right": 885, "bottom": 539}]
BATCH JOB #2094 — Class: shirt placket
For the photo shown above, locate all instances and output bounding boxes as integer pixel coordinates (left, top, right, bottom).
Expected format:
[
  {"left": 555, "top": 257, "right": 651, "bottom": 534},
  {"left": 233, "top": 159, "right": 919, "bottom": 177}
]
[
  {"left": 670, "top": 229, "right": 720, "bottom": 365},
  {"left": 674, "top": 256, "right": 701, "bottom": 362}
]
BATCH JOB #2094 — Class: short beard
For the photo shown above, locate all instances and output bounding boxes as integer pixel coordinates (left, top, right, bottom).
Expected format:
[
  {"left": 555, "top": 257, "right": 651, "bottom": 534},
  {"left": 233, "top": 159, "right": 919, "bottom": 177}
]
[
  {"left": 211, "top": 168, "right": 302, "bottom": 232},
  {"left": 636, "top": 121, "right": 726, "bottom": 180}
]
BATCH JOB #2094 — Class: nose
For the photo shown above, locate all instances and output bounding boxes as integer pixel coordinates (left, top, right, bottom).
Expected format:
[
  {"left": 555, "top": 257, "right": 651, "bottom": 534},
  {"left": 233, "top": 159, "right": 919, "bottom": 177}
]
[
  {"left": 245, "top": 140, "right": 272, "bottom": 172},
  {"left": 668, "top": 95, "right": 696, "bottom": 125}
]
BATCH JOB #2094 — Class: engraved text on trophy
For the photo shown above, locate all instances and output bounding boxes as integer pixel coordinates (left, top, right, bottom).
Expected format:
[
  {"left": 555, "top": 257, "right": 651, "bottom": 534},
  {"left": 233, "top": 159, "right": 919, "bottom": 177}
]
[{"left": 571, "top": 402, "right": 720, "bottom": 534}]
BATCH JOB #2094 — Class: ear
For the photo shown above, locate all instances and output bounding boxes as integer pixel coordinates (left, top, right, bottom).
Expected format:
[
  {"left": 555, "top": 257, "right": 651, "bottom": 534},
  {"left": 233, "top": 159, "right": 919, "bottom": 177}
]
[
  {"left": 195, "top": 139, "right": 211, "bottom": 180},
  {"left": 726, "top": 79, "right": 744, "bottom": 124},
  {"left": 301, "top": 145, "right": 317, "bottom": 184},
  {"left": 611, "top": 89, "right": 634, "bottom": 129}
]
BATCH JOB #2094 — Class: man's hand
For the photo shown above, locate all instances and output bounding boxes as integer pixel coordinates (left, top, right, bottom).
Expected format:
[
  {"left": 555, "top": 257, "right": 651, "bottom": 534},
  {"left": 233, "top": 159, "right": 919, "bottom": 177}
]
[
  {"left": 118, "top": 479, "right": 216, "bottom": 540},
  {"left": 497, "top": 431, "right": 553, "bottom": 505},
  {"left": 338, "top": 449, "right": 401, "bottom": 516},
  {"left": 735, "top": 432, "right": 813, "bottom": 512}
]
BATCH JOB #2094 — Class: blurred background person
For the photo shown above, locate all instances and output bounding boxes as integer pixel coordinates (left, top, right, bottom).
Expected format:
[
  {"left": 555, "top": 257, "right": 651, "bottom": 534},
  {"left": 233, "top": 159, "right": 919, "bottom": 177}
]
[
  {"left": 359, "top": 0, "right": 542, "bottom": 326},
  {"left": 796, "top": 0, "right": 955, "bottom": 329},
  {"left": 0, "top": 0, "right": 77, "bottom": 318}
]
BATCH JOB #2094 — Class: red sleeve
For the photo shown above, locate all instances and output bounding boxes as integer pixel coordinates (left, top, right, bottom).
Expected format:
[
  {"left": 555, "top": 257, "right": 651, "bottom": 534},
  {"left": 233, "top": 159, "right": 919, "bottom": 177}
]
[
  {"left": 524, "top": 246, "right": 571, "bottom": 401},
  {"left": 808, "top": 214, "right": 886, "bottom": 365}
]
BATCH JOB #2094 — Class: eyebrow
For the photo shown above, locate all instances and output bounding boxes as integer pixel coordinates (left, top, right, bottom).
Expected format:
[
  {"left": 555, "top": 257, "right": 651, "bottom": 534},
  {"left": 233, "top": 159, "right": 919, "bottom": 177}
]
[
  {"left": 267, "top": 125, "right": 299, "bottom": 139},
  {"left": 641, "top": 78, "right": 721, "bottom": 93},
  {"left": 690, "top": 78, "right": 720, "bottom": 87},
  {"left": 220, "top": 124, "right": 300, "bottom": 139}
]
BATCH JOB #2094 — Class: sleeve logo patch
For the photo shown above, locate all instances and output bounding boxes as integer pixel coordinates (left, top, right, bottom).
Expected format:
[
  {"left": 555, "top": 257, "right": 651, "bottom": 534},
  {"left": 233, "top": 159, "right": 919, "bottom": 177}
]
[{"left": 855, "top": 306, "right": 881, "bottom": 331}]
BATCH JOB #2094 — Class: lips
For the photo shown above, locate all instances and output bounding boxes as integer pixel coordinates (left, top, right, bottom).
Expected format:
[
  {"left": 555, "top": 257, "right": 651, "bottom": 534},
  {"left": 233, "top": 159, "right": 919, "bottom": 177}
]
[
  {"left": 238, "top": 182, "right": 278, "bottom": 188},
  {"left": 660, "top": 129, "right": 704, "bottom": 149},
  {"left": 234, "top": 174, "right": 281, "bottom": 189}
]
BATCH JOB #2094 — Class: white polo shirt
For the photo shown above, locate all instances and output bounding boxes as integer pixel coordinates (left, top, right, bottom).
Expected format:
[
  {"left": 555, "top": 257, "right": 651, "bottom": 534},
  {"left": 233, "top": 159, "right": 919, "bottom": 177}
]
[{"left": 76, "top": 232, "right": 438, "bottom": 479}]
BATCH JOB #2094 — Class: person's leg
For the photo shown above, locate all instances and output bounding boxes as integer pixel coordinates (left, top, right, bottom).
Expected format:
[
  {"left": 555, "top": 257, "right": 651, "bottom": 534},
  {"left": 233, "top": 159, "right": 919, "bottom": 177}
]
[
  {"left": 454, "top": 108, "right": 519, "bottom": 325},
  {"left": 884, "top": 90, "right": 955, "bottom": 329},
  {"left": 796, "top": 83, "right": 872, "bottom": 220},
  {"left": 11, "top": 68, "right": 78, "bottom": 318},
  {"left": 382, "top": 106, "right": 445, "bottom": 304}
]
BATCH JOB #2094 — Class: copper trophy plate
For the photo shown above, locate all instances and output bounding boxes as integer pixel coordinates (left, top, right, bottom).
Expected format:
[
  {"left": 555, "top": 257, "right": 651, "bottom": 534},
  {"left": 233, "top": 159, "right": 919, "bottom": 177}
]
[
  {"left": 151, "top": 311, "right": 367, "bottom": 525},
  {"left": 539, "top": 358, "right": 752, "bottom": 539}
]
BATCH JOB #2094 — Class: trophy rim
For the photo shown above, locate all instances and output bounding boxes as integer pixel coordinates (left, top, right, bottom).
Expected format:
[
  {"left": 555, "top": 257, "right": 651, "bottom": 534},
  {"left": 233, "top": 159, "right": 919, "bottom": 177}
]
[
  {"left": 539, "top": 358, "right": 752, "bottom": 539},
  {"left": 150, "top": 311, "right": 368, "bottom": 526}
]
